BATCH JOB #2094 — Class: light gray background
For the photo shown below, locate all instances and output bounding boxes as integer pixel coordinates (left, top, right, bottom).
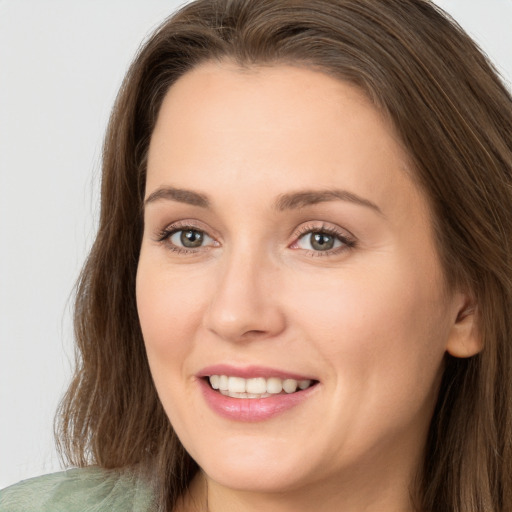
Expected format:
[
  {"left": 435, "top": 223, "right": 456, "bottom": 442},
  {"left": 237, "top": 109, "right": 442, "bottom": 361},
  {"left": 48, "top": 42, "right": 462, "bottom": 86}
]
[{"left": 1, "top": 0, "right": 511, "bottom": 488}]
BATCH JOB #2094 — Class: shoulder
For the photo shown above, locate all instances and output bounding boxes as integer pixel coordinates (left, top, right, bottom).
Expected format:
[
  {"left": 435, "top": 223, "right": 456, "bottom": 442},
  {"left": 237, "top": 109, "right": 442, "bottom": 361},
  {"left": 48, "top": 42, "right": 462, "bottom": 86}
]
[{"left": 0, "top": 466, "right": 157, "bottom": 512}]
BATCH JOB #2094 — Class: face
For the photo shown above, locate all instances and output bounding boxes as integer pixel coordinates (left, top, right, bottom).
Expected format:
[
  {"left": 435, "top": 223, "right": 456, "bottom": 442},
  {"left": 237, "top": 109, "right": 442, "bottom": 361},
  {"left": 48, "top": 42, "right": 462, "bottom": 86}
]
[{"left": 136, "top": 62, "right": 473, "bottom": 506}]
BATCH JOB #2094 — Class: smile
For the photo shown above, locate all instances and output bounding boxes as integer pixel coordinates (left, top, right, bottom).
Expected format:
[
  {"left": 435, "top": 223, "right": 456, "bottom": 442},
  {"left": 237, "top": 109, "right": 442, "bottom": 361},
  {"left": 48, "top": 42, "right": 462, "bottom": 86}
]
[
  {"left": 197, "top": 367, "right": 319, "bottom": 421},
  {"left": 208, "top": 375, "right": 314, "bottom": 398}
]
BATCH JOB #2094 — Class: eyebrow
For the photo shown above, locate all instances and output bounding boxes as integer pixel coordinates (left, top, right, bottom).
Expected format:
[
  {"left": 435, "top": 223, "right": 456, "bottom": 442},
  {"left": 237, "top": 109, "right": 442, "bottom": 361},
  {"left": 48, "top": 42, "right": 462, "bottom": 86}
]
[
  {"left": 274, "top": 189, "right": 383, "bottom": 215},
  {"left": 144, "top": 186, "right": 382, "bottom": 216},
  {"left": 144, "top": 187, "right": 210, "bottom": 208}
]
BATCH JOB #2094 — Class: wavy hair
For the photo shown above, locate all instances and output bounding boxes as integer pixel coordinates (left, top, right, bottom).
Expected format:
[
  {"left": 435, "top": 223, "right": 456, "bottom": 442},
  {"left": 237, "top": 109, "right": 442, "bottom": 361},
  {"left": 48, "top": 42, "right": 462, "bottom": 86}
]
[{"left": 56, "top": 1, "right": 512, "bottom": 510}]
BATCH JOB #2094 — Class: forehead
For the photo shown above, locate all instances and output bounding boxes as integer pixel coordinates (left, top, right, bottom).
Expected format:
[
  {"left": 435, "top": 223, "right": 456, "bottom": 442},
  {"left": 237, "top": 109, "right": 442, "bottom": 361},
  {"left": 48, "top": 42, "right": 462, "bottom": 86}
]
[
  {"left": 152, "top": 61, "right": 392, "bottom": 151},
  {"left": 146, "top": 61, "right": 423, "bottom": 221}
]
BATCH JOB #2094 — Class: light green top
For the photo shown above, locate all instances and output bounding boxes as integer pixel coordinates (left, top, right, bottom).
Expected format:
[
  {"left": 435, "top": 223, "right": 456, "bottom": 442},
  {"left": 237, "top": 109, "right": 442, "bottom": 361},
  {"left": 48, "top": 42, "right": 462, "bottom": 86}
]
[{"left": 0, "top": 466, "right": 157, "bottom": 512}]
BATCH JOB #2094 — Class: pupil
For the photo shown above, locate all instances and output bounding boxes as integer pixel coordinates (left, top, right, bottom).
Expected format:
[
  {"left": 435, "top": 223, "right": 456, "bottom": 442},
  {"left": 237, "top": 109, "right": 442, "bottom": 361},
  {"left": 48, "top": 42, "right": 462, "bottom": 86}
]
[
  {"left": 311, "top": 232, "right": 334, "bottom": 251},
  {"left": 180, "top": 230, "right": 203, "bottom": 248}
]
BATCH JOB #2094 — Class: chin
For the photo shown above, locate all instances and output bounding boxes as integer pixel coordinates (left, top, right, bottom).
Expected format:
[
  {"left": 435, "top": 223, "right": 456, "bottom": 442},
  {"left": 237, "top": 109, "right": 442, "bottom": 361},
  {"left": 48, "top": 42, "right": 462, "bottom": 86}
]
[
  {"left": 188, "top": 436, "right": 316, "bottom": 493},
  {"left": 203, "top": 461, "right": 308, "bottom": 494}
]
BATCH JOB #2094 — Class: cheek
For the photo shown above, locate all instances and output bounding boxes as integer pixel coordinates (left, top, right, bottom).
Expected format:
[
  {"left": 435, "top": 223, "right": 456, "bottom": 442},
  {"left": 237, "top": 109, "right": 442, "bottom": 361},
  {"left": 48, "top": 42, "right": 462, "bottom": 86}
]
[
  {"left": 286, "top": 257, "right": 450, "bottom": 400},
  {"left": 135, "top": 259, "right": 209, "bottom": 371},
  {"left": 283, "top": 264, "right": 449, "bottom": 460},
  {"left": 135, "top": 257, "right": 215, "bottom": 439}
]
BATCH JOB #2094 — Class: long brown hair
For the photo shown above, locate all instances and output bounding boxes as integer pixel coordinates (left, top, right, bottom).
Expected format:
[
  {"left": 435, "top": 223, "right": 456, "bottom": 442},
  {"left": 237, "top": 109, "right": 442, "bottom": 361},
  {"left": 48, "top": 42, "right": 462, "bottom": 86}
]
[{"left": 56, "top": 1, "right": 512, "bottom": 510}]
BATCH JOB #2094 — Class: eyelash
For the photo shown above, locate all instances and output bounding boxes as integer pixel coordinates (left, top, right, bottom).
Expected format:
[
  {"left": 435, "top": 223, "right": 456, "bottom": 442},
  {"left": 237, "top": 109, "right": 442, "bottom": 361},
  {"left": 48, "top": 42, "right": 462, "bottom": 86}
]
[
  {"left": 156, "top": 221, "right": 357, "bottom": 256},
  {"left": 291, "top": 223, "right": 357, "bottom": 257},
  {"left": 156, "top": 221, "right": 214, "bottom": 255}
]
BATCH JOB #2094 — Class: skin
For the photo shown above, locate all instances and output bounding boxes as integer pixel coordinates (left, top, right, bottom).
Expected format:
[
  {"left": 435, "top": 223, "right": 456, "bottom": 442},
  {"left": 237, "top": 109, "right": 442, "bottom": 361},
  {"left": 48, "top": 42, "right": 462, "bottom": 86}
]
[{"left": 136, "top": 62, "right": 480, "bottom": 512}]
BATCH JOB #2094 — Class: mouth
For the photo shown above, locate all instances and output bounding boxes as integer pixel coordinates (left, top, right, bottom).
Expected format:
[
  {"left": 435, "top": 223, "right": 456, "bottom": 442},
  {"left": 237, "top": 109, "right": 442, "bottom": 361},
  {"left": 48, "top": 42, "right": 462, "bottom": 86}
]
[
  {"left": 205, "top": 375, "right": 318, "bottom": 399},
  {"left": 197, "top": 365, "right": 320, "bottom": 420}
]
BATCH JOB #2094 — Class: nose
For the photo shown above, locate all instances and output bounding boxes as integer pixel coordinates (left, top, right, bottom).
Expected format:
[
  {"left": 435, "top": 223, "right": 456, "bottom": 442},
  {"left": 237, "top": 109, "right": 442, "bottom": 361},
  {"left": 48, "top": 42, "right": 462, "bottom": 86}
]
[{"left": 203, "top": 248, "right": 286, "bottom": 343}]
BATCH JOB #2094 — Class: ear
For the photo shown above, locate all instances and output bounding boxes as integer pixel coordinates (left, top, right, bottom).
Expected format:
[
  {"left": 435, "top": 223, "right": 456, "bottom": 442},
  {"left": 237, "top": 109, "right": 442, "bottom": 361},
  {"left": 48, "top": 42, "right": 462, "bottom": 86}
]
[{"left": 446, "top": 295, "right": 483, "bottom": 358}]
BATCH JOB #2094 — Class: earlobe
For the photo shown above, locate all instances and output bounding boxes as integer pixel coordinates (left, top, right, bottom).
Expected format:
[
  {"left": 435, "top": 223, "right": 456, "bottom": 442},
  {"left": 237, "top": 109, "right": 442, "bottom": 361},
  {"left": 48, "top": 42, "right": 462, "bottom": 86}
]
[{"left": 446, "top": 300, "right": 483, "bottom": 358}]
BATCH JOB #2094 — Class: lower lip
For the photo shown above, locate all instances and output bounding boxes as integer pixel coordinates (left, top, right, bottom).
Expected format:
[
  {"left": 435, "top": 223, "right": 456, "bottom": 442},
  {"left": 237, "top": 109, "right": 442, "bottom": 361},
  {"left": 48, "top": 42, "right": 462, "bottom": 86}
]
[{"left": 198, "top": 379, "right": 318, "bottom": 422}]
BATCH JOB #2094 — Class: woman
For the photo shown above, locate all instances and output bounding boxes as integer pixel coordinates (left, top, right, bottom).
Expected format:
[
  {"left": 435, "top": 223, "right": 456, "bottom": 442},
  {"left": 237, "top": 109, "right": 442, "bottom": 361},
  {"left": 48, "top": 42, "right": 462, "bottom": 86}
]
[{"left": 2, "top": 0, "right": 511, "bottom": 511}]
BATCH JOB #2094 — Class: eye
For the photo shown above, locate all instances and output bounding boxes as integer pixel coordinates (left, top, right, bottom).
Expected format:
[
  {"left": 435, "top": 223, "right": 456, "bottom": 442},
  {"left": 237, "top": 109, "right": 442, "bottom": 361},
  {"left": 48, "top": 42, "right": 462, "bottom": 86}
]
[
  {"left": 297, "top": 231, "right": 341, "bottom": 251},
  {"left": 169, "top": 229, "right": 212, "bottom": 248},
  {"left": 291, "top": 224, "right": 356, "bottom": 255},
  {"left": 156, "top": 223, "right": 217, "bottom": 253}
]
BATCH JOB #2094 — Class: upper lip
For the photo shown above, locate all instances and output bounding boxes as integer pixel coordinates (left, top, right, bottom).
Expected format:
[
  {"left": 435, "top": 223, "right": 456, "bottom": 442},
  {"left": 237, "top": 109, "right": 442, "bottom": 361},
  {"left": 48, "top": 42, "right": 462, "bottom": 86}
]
[{"left": 197, "top": 364, "right": 318, "bottom": 382}]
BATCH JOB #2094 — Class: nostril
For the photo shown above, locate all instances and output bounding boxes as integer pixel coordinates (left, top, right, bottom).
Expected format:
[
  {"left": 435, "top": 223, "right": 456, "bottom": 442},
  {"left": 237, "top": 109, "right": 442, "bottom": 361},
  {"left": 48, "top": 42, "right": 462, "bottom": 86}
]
[{"left": 240, "top": 330, "right": 266, "bottom": 338}]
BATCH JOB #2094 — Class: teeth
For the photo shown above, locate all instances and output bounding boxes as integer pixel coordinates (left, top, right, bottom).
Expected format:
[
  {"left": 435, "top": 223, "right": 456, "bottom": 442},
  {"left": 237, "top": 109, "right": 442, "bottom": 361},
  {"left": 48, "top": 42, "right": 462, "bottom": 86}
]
[
  {"left": 283, "top": 379, "right": 298, "bottom": 393},
  {"left": 220, "top": 389, "right": 272, "bottom": 399},
  {"left": 228, "top": 376, "right": 246, "bottom": 393},
  {"left": 246, "top": 377, "right": 266, "bottom": 394},
  {"left": 298, "top": 380, "right": 311, "bottom": 390},
  {"left": 218, "top": 375, "right": 229, "bottom": 391},
  {"left": 267, "top": 377, "right": 283, "bottom": 394},
  {"left": 208, "top": 375, "right": 313, "bottom": 397},
  {"left": 210, "top": 375, "right": 220, "bottom": 390}
]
